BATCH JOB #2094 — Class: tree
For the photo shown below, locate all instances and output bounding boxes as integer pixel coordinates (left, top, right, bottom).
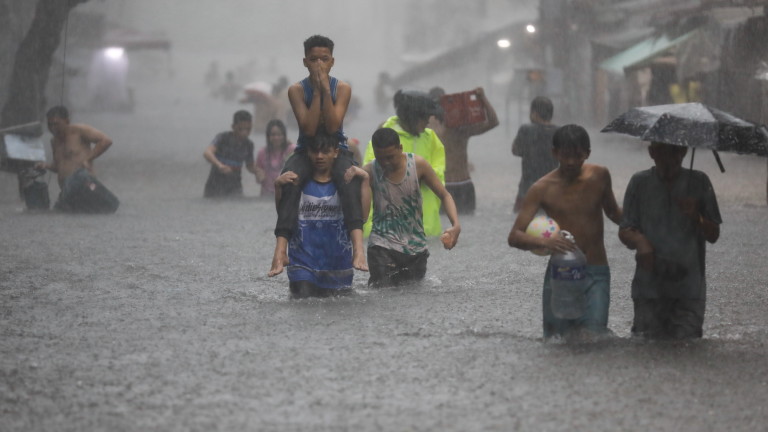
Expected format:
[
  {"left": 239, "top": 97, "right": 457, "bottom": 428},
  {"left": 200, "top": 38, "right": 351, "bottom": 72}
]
[{"left": 0, "top": 0, "right": 88, "bottom": 130}]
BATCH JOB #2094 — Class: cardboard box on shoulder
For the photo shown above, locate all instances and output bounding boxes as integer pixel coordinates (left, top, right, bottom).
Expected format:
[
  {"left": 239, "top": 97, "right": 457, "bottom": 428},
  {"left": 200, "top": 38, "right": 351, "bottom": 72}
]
[{"left": 439, "top": 90, "right": 486, "bottom": 128}]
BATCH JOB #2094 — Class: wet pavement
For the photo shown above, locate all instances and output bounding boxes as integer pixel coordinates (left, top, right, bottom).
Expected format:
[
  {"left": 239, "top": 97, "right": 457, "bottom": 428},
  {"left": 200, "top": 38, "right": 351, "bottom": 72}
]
[{"left": 1, "top": 91, "right": 767, "bottom": 431}]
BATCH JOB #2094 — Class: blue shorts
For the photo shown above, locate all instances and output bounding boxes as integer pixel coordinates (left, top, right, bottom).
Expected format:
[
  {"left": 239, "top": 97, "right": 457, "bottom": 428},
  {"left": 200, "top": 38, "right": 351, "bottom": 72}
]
[{"left": 542, "top": 265, "right": 610, "bottom": 338}]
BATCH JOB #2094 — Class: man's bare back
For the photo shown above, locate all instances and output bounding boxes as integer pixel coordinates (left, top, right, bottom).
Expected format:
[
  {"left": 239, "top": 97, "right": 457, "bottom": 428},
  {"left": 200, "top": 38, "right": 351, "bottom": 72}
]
[
  {"left": 439, "top": 128, "right": 472, "bottom": 182},
  {"left": 47, "top": 117, "right": 112, "bottom": 187}
]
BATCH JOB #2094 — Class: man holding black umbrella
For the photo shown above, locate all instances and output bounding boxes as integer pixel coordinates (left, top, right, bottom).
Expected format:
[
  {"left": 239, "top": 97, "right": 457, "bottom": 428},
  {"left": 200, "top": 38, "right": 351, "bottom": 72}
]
[{"left": 618, "top": 141, "right": 721, "bottom": 340}]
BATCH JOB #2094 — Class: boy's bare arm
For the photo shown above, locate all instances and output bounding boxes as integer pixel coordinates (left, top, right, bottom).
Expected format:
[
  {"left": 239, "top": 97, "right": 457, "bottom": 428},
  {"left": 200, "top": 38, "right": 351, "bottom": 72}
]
[
  {"left": 415, "top": 156, "right": 461, "bottom": 249},
  {"left": 288, "top": 83, "right": 321, "bottom": 137},
  {"left": 344, "top": 164, "right": 371, "bottom": 221},
  {"left": 507, "top": 182, "right": 574, "bottom": 254},
  {"left": 600, "top": 167, "right": 623, "bottom": 224},
  {"left": 77, "top": 123, "right": 112, "bottom": 165},
  {"left": 273, "top": 171, "right": 299, "bottom": 209},
  {"left": 203, "top": 145, "right": 232, "bottom": 174},
  {"left": 619, "top": 226, "right": 654, "bottom": 272},
  {"left": 460, "top": 87, "right": 499, "bottom": 136},
  {"left": 319, "top": 80, "right": 351, "bottom": 134}
]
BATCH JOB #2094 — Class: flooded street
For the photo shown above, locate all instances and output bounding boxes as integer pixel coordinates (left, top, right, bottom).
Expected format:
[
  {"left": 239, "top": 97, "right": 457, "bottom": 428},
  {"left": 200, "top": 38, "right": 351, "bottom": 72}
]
[{"left": 2, "top": 84, "right": 768, "bottom": 431}]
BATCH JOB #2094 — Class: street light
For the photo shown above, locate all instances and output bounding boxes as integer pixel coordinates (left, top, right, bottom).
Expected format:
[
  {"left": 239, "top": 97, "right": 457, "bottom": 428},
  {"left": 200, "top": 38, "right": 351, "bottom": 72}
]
[
  {"left": 526, "top": 24, "right": 536, "bottom": 34},
  {"left": 497, "top": 38, "right": 512, "bottom": 49},
  {"left": 104, "top": 47, "right": 125, "bottom": 60}
]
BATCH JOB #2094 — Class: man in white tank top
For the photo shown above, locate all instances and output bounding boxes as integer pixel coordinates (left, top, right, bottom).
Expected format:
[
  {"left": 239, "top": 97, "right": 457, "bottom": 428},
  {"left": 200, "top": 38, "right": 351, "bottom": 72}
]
[{"left": 349, "top": 128, "right": 461, "bottom": 287}]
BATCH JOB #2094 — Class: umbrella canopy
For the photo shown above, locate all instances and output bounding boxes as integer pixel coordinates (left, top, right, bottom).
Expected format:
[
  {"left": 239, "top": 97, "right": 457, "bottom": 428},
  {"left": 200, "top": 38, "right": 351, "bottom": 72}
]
[{"left": 601, "top": 103, "right": 768, "bottom": 157}]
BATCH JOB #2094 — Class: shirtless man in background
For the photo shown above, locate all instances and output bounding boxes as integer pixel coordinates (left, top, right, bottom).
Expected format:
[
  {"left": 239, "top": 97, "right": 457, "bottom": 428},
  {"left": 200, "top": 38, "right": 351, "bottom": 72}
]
[
  {"left": 428, "top": 86, "right": 498, "bottom": 215},
  {"left": 38, "top": 105, "right": 118, "bottom": 212}
]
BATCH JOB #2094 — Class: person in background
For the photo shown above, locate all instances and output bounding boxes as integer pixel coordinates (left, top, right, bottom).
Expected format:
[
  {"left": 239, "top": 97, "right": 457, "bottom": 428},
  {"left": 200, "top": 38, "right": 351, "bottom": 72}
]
[
  {"left": 255, "top": 119, "right": 295, "bottom": 197},
  {"left": 38, "top": 105, "right": 119, "bottom": 213},
  {"left": 363, "top": 90, "right": 444, "bottom": 237},
  {"left": 203, "top": 110, "right": 257, "bottom": 198},
  {"left": 512, "top": 96, "right": 559, "bottom": 213},
  {"left": 619, "top": 141, "right": 721, "bottom": 339},
  {"left": 428, "top": 86, "right": 499, "bottom": 215}
]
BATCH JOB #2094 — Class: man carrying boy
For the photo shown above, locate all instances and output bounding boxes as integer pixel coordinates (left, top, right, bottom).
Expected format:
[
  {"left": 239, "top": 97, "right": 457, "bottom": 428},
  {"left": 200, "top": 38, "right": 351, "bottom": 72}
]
[
  {"left": 507, "top": 124, "right": 622, "bottom": 339},
  {"left": 203, "top": 110, "right": 258, "bottom": 198},
  {"left": 619, "top": 142, "right": 721, "bottom": 339},
  {"left": 271, "top": 133, "right": 370, "bottom": 298},
  {"left": 270, "top": 34, "right": 363, "bottom": 275},
  {"left": 358, "top": 127, "right": 461, "bottom": 287},
  {"left": 511, "top": 96, "right": 559, "bottom": 213}
]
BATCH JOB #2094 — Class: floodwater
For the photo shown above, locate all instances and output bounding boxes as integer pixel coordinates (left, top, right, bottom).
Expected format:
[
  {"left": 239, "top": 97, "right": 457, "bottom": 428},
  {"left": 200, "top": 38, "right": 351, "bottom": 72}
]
[{"left": 1, "top": 85, "right": 767, "bottom": 431}]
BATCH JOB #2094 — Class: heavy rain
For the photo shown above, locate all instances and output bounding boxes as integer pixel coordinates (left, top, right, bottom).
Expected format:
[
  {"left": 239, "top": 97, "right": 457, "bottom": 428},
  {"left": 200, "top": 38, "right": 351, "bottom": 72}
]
[{"left": 1, "top": 0, "right": 767, "bottom": 430}]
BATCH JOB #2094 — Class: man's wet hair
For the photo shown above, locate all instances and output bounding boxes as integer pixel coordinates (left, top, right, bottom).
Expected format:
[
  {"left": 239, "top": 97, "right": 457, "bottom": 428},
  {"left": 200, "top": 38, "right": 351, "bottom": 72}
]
[
  {"left": 552, "top": 124, "right": 590, "bottom": 152},
  {"left": 394, "top": 90, "right": 439, "bottom": 124},
  {"left": 232, "top": 110, "right": 252, "bottom": 124},
  {"left": 306, "top": 131, "right": 338, "bottom": 152},
  {"left": 46, "top": 105, "right": 69, "bottom": 120},
  {"left": 371, "top": 127, "right": 400, "bottom": 149},
  {"left": 304, "top": 35, "right": 334, "bottom": 55},
  {"left": 531, "top": 96, "right": 553, "bottom": 121}
]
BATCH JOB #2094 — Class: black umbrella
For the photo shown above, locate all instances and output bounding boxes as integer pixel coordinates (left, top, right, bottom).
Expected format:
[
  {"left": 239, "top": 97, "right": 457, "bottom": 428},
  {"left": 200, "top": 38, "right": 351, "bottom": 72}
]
[{"left": 601, "top": 102, "right": 768, "bottom": 172}]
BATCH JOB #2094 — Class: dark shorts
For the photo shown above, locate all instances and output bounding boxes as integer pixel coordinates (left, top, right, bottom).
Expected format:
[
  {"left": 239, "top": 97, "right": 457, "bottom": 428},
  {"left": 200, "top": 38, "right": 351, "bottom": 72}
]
[
  {"left": 56, "top": 168, "right": 119, "bottom": 213},
  {"left": 632, "top": 297, "right": 705, "bottom": 339},
  {"left": 289, "top": 281, "right": 353, "bottom": 299},
  {"left": 445, "top": 180, "right": 476, "bottom": 215},
  {"left": 204, "top": 168, "right": 243, "bottom": 198},
  {"left": 367, "top": 245, "right": 429, "bottom": 288}
]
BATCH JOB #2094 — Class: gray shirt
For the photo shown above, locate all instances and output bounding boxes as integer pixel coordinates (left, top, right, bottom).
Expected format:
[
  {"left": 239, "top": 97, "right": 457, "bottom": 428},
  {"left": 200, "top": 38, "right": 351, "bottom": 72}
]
[
  {"left": 512, "top": 123, "right": 558, "bottom": 200},
  {"left": 620, "top": 167, "right": 722, "bottom": 299}
]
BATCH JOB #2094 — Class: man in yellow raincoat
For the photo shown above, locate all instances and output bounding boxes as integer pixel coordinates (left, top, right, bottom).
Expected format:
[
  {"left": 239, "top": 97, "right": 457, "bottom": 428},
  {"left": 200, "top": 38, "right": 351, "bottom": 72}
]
[{"left": 364, "top": 90, "right": 445, "bottom": 236}]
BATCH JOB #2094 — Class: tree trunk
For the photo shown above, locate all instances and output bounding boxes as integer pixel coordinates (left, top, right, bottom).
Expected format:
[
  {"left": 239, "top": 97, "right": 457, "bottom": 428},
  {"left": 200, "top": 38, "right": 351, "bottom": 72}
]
[{"left": 0, "top": 0, "right": 88, "bottom": 130}]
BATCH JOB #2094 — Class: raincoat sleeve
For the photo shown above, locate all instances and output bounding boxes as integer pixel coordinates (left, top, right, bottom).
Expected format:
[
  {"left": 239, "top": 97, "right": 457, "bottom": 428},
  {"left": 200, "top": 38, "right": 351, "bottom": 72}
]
[
  {"left": 363, "top": 140, "right": 375, "bottom": 165},
  {"left": 427, "top": 129, "right": 445, "bottom": 183}
]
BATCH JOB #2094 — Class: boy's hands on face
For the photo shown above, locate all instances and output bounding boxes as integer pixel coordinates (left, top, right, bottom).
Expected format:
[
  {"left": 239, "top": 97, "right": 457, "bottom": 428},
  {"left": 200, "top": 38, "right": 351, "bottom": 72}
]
[{"left": 308, "top": 60, "right": 331, "bottom": 92}]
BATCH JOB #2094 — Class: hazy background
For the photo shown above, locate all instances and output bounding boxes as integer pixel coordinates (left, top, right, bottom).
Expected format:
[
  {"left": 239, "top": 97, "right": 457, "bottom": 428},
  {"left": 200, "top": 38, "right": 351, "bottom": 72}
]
[{"left": 61, "top": 0, "right": 539, "bottom": 153}]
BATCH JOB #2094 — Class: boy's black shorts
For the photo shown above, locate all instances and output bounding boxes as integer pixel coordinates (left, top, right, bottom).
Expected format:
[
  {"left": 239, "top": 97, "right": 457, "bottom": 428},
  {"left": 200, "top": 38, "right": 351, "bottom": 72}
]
[{"left": 367, "top": 245, "right": 429, "bottom": 287}]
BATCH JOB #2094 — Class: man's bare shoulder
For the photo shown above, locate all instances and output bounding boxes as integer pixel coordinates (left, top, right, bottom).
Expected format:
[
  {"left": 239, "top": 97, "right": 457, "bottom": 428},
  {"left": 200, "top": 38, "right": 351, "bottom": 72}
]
[
  {"left": 69, "top": 123, "right": 96, "bottom": 135},
  {"left": 583, "top": 163, "right": 613, "bottom": 181},
  {"left": 287, "top": 82, "right": 304, "bottom": 97}
]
